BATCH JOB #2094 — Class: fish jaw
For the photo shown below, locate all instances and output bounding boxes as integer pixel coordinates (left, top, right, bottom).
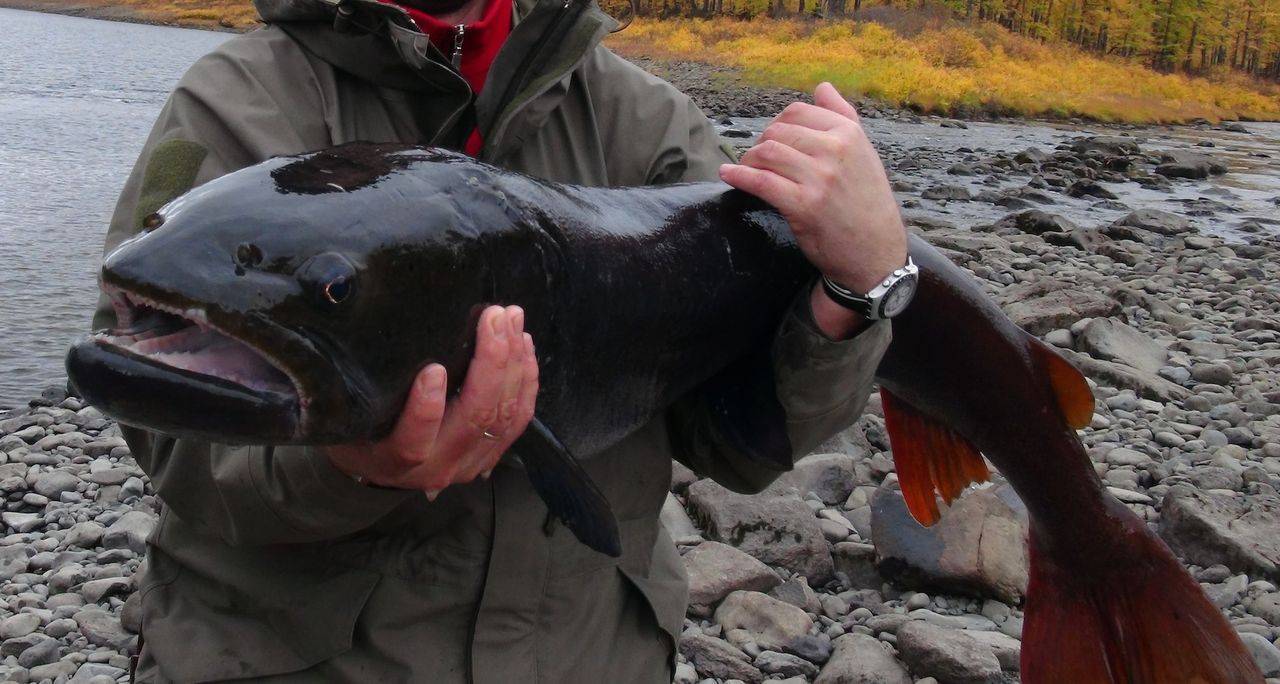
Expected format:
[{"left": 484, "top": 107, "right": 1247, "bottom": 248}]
[{"left": 66, "top": 281, "right": 323, "bottom": 444}]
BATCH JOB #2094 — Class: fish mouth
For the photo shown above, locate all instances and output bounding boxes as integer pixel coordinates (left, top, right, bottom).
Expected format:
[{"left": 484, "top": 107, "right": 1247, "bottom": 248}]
[
  {"left": 97, "top": 285, "right": 299, "bottom": 400},
  {"left": 67, "top": 283, "right": 307, "bottom": 443}
]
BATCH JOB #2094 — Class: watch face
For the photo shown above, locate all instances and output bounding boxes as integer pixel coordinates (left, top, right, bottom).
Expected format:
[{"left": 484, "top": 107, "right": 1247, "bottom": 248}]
[{"left": 880, "top": 276, "right": 918, "bottom": 318}]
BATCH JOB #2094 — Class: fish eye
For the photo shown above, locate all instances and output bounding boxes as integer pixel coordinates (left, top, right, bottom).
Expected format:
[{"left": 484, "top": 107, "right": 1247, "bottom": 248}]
[
  {"left": 142, "top": 213, "right": 164, "bottom": 230},
  {"left": 298, "top": 252, "right": 358, "bottom": 308},
  {"left": 324, "top": 277, "right": 353, "bottom": 305}
]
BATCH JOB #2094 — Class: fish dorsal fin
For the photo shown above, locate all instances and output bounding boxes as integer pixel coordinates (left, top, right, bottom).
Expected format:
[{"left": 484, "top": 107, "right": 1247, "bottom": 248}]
[
  {"left": 1028, "top": 338, "right": 1095, "bottom": 430},
  {"left": 514, "top": 418, "right": 621, "bottom": 557},
  {"left": 880, "top": 388, "right": 989, "bottom": 527}
]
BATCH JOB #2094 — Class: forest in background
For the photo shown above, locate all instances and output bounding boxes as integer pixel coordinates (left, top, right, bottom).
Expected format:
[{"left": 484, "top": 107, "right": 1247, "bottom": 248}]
[
  {"left": 7, "top": 0, "right": 1280, "bottom": 121},
  {"left": 622, "top": 0, "right": 1280, "bottom": 81}
]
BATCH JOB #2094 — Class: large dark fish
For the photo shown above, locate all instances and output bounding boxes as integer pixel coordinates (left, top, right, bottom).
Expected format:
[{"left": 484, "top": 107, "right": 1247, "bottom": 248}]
[{"left": 67, "top": 143, "right": 1261, "bottom": 682}]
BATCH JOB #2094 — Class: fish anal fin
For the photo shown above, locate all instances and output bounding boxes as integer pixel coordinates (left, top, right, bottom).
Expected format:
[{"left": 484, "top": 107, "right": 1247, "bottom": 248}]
[
  {"left": 880, "top": 388, "right": 989, "bottom": 527},
  {"left": 514, "top": 418, "right": 621, "bottom": 557},
  {"left": 1029, "top": 337, "right": 1095, "bottom": 430}
]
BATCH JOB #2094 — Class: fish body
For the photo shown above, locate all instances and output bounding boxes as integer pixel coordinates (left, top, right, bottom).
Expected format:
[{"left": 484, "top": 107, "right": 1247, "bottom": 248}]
[{"left": 67, "top": 143, "right": 1261, "bottom": 682}]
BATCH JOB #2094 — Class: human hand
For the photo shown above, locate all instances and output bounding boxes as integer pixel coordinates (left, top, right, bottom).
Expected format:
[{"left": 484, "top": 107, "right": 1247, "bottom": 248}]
[
  {"left": 324, "top": 305, "right": 538, "bottom": 498},
  {"left": 719, "top": 82, "right": 908, "bottom": 338}
]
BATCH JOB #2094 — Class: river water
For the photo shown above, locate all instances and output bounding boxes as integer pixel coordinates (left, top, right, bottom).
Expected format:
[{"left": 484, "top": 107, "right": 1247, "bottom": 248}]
[
  {"left": 0, "top": 9, "right": 228, "bottom": 408},
  {"left": 2, "top": 7, "right": 1280, "bottom": 408}
]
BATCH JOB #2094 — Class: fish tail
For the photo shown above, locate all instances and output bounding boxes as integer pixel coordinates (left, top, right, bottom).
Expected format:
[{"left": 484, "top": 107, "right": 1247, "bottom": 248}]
[{"left": 1021, "top": 507, "right": 1263, "bottom": 684}]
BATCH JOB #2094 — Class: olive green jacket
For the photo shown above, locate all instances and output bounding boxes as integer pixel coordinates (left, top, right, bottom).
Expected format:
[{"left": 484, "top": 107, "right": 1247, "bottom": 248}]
[{"left": 97, "top": 0, "right": 891, "bottom": 680}]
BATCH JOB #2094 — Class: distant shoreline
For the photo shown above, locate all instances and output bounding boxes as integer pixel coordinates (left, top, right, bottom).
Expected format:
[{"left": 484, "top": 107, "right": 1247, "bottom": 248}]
[{"left": 0, "top": 0, "right": 249, "bottom": 31}]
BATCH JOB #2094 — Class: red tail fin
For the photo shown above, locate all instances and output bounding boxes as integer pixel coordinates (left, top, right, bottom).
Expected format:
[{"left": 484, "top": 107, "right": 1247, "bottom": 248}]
[
  {"left": 881, "top": 388, "right": 989, "bottom": 526},
  {"left": 1022, "top": 515, "right": 1264, "bottom": 683}
]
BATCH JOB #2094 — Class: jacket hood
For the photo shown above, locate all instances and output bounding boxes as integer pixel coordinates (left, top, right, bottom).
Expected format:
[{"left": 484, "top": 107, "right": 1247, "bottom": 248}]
[{"left": 251, "top": 0, "right": 616, "bottom": 91}]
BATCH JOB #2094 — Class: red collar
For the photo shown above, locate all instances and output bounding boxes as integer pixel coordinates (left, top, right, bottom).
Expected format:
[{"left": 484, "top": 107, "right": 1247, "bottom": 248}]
[{"left": 385, "top": 0, "right": 513, "bottom": 95}]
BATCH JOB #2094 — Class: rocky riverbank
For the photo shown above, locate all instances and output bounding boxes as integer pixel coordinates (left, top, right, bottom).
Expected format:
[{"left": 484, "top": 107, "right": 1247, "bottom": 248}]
[{"left": 1, "top": 122, "right": 1280, "bottom": 684}]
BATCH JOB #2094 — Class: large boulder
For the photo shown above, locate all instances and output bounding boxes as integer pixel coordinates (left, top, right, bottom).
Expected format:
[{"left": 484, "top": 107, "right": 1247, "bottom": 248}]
[
  {"left": 1001, "top": 280, "right": 1120, "bottom": 336},
  {"left": 896, "top": 621, "right": 1003, "bottom": 684},
  {"left": 713, "top": 590, "right": 813, "bottom": 652},
  {"left": 1075, "top": 318, "right": 1168, "bottom": 374},
  {"left": 687, "top": 479, "right": 833, "bottom": 582},
  {"left": 1058, "top": 348, "right": 1189, "bottom": 403},
  {"left": 1159, "top": 487, "right": 1280, "bottom": 581},
  {"left": 922, "top": 185, "right": 972, "bottom": 201},
  {"left": 1156, "top": 150, "right": 1227, "bottom": 179},
  {"left": 1070, "top": 135, "right": 1141, "bottom": 157},
  {"left": 815, "top": 633, "right": 912, "bottom": 684},
  {"left": 684, "top": 541, "right": 781, "bottom": 610},
  {"left": 988, "top": 210, "right": 1077, "bottom": 237},
  {"left": 1111, "top": 209, "right": 1192, "bottom": 236},
  {"left": 871, "top": 483, "right": 1029, "bottom": 604}
]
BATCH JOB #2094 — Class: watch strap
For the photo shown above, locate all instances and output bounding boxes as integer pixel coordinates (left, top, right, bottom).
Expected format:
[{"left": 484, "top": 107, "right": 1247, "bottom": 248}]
[{"left": 821, "top": 275, "right": 876, "bottom": 318}]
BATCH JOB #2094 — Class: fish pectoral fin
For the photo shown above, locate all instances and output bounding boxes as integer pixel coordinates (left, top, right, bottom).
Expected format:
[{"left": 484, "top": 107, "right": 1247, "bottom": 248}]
[
  {"left": 880, "top": 388, "right": 989, "bottom": 527},
  {"left": 513, "top": 418, "right": 622, "bottom": 558},
  {"left": 1028, "top": 335, "right": 1095, "bottom": 430}
]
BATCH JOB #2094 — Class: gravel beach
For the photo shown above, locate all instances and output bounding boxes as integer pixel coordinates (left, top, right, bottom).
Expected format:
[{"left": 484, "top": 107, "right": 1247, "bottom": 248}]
[{"left": 2, "top": 60, "right": 1280, "bottom": 683}]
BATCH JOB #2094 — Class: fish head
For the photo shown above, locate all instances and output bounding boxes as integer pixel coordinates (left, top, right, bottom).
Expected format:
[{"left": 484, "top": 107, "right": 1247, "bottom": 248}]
[{"left": 67, "top": 143, "right": 509, "bottom": 444}]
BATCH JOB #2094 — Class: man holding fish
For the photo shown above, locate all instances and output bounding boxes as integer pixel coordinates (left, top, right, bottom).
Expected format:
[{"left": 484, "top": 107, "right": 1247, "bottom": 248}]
[{"left": 95, "top": 0, "right": 948, "bottom": 679}]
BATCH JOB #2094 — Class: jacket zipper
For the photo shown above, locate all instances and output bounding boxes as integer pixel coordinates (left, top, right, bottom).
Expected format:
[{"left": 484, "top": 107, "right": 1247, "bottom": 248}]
[{"left": 451, "top": 24, "right": 466, "bottom": 72}]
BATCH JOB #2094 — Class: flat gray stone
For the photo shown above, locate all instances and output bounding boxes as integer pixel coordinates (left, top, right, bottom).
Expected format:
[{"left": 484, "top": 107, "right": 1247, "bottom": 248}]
[
  {"left": 71, "top": 609, "right": 132, "bottom": 650},
  {"left": 1076, "top": 318, "right": 1168, "bottom": 374},
  {"left": 965, "top": 630, "right": 1022, "bottom": 671},
  {"left": 0, "top": 614, "right": 39, "bottom": 639},
  {"left": 714, "top": 591, "right": 813, "bottom": 652},
  {"left": 102, "top": 510, "right": 156, "bottom": 554},
  {"left": 78, "top": 577, "right": 132, "bottom": 604},
  {"left": 62, "top": 521, "right": 105, "bottom": 549},
  {"left": 1239, "top": 632, "right": 1280, "bottom": 676},
  {"left": 815, "top": 633, "right": 911, "bottom": 684},
  {"left": 32, "top": 471, "right": 79, "bottom": 499},
  {"left": 771, "top": 453, "right": 859, "bottom": 505},
  {"left": 755, "top": 650, "right": 819, "bottom": 678},
  {"left": 684, "top": 541, "right": 781, "bottom": 609},
  {"left": 679, "top": 633, "right": 762, "bottom": 684},
  {"left": 69, "top": 662, "right": 127, "bottom": 684},
  {"left": 0, "top": 545, "right": 30, "bottom": 580},
  {"left": 1159, "top": 488, "right": 1279, "bottom": 581},
  {"left": 1001, "top": 280, "right": 1120, "bottom": 336},
  {"left": 896, "top": 621, "right": 1001, "bottom": 684}
]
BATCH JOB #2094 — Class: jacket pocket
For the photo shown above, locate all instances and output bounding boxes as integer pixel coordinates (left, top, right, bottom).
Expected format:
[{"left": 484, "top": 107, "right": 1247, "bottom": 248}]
[{"left": 139, "top": 544, "right": 380, "bottom": 682}]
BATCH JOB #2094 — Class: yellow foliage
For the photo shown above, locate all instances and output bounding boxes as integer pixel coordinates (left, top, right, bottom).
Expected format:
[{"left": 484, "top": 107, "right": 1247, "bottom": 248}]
[{"left": 608, "top": 17, "right": 1280, "bottom": 123}]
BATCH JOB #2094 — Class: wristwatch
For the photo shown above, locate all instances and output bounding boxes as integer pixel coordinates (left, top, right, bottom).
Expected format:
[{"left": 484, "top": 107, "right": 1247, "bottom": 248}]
[{"left": 821, "top": 256, "right": 919, "bottom": 320}]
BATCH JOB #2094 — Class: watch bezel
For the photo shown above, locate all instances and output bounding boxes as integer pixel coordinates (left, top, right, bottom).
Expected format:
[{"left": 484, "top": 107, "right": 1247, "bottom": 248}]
[{"left": 879, "top": 274, "right": 918, "bottom": 318}]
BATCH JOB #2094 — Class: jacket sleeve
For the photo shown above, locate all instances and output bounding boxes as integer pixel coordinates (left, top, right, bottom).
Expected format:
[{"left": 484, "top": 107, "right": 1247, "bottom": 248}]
[
  {"left": 649, "top": 82, "right": 894, "bottom": 494},
  {"left": 96, "top": 31, "right": 415, "bottom": 546}
]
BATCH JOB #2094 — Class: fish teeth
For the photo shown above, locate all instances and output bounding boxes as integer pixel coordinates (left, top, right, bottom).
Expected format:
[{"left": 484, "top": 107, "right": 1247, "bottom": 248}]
[{"left": 107, "top": 286, "right": 306, "bottom": 410}]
